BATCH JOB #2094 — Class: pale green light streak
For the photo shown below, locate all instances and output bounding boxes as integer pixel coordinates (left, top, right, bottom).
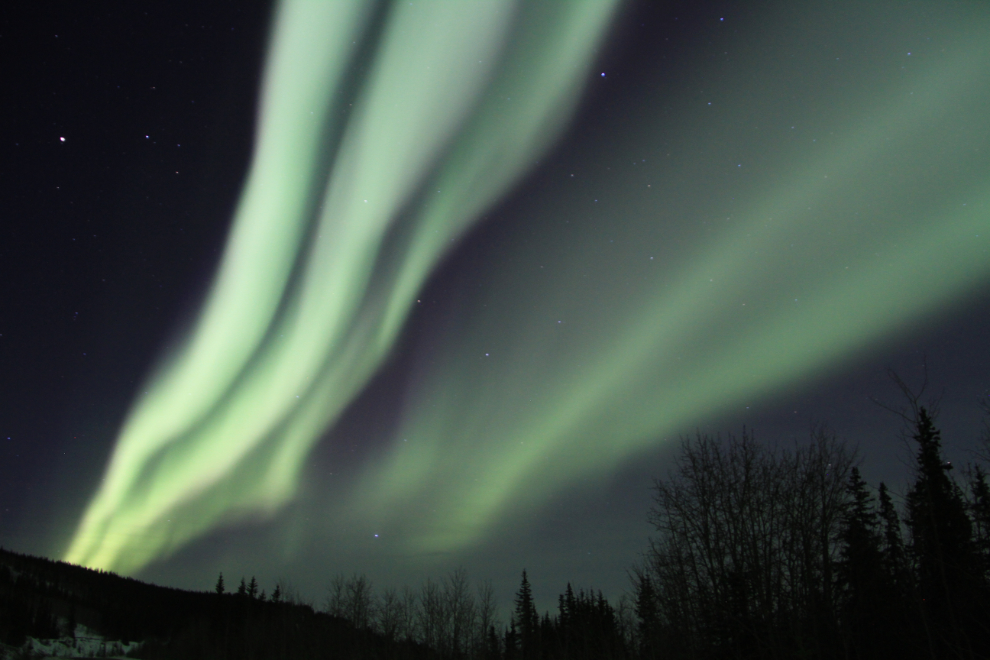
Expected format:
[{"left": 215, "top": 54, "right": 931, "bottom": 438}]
[
  {"left": 350, "top": 14, "right": 990, "bottom": 552},
  {"left": 67, "top": 1, "right": 990, "bottom": 571},
  {"left": 66, "top": 0, "right": 621, "bottom": 573}
]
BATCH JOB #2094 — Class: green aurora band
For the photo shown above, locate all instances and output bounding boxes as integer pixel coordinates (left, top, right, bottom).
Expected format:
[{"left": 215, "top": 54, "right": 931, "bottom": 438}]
[
  {"left": 65, "top": 0, "right": 622, "bottom": 572},
  {"left": 67, "top": 1, "right": 989, "bottom": 572}
]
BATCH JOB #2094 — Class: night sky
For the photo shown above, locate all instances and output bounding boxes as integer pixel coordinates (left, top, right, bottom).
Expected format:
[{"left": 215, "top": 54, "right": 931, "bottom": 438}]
[{"left": 2, "top": 1, "right": 989, "bottom": 616}]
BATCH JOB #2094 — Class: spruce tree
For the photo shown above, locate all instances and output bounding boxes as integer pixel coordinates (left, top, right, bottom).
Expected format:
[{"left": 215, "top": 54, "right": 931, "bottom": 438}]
[
  {"left": 214, "top": 572, "right": 225, "bottom": 595},
  {"left": 635, "top": 574, "right": 660, "bottom": 660},
  {"left": 514, "top": 570, "right": 539, "bottom": 660},
  {"left": 878, "top": 483, "right": 907, "bottom": 583},
  {"left": 905, "top": 408, "right": 982, "bottom": 657},
  {"left": 837, "top": 467, "right": 886, "bottom": 657},
  {"left": 486, "top": 624, "right": 501, "bottom": 660},
  {"left": 503, "top": 619, "right": 518, "bottom": 660},
  {"left": 875, "top": 480, "right": 933, "bottom": 659},
  {"left": 965, "top": 465, "right": 990, "bottom": 654},
  {"left": 559, "top": 583, "right": 577, "bottom": 657},
  {"left": 968, "top": 465, "right": 990, "bottom": 572}
]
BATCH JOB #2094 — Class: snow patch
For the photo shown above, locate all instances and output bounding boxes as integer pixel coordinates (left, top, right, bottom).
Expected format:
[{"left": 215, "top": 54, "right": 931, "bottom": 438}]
[{"left": 11, "top": 624, "right": 143, "bottom": 659}]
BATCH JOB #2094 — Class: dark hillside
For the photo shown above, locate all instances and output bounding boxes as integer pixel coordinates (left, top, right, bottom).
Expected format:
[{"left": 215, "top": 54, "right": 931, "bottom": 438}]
[{"left": 0, "top": 547, "right": 430, "bottom": 659}]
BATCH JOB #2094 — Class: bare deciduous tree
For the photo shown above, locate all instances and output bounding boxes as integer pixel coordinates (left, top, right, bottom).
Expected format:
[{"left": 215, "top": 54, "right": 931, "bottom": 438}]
[
  {"left": 399, "top": 584, "right": 419, "bottom": 642},
  {"left": 638, "top": 426, "right": 855, "bottom": 659},
  {"left": 346, "top": 574, "right": 375, "bottom": 630},
  {"left": 324, "top": 573, "right": 374, "bottom": 630},
  {"left": 419, "top": 577, "right": 446, "bottom": 652},
  {"left": 476, "top": 578, "right": 500, "bottom": 657},
  {"left": 445, "top": 567, "right": 477, "bottom": 658},
  {"left": 376, "top": 586, "right": 401, "bottom": 640},
  {"left": 324, "top": 573, "right": 347, "bottom": 620}
]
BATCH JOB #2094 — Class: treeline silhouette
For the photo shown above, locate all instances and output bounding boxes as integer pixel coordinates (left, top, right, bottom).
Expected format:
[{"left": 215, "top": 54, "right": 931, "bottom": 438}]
[
  {"left": 319, "top": 568, "right": 636, "bottom": 660},
  {"left": 633, "top": 407, "right": 990, "bottom": 660},
  {"left": 2, "top": 399, "right": 989, "bottom": 659},
  {"left": 0, "top": 548, "right": 433, "bottom": 659}
]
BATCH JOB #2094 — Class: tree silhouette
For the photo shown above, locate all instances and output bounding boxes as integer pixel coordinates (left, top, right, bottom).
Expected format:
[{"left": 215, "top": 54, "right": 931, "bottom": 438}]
[
  {"left": 837, "top": 467, "right": 887, "bottom": 657},
  {"left": 633, "top": 575, "right": 660, "bottom": 660},
  {"left": 967, "top": 465, "right": 990, "bottom": 575},
  {"left": 905, "top": 408, "right": 983, "bottom": 657},
  {"left": 639, "top": 427, "right": 854, "bottom": 659},
  {"left": 513, "top": 570, "right": 539, "bottom": 660}
]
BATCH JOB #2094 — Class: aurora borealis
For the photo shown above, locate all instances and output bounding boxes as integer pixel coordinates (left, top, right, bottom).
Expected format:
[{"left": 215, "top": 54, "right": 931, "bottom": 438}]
[
  {"left": 356, "top": 16, "right": 990, "bottom": 554},
  {"left": 2, "top": 0, "right": 989, "bottom": 607},
  {"left": 63, "top": 0, "right": 623, "bottom": 572}
]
